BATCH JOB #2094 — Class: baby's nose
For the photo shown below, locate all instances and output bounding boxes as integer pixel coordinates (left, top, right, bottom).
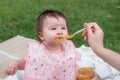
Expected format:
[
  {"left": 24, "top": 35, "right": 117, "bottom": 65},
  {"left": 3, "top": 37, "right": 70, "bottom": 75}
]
[{"left": 57, "top": 32, "right": 63, "bottom": 35}]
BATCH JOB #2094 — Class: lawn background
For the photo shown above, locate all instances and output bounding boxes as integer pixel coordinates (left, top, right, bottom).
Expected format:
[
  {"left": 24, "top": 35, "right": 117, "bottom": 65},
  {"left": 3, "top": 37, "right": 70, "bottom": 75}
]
[{"left": 0, "top": 0, "right": 120, "bottom": 52}]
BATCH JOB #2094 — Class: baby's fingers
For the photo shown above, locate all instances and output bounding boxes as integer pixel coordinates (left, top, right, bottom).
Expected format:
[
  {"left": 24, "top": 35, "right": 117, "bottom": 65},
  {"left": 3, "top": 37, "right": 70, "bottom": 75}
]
[
  {"left": 5, "top": 67, "right": 17, "bottom": 75},
  {"left": 90, "top": 74, "right": 100, "bottom": 80},
  {"left": 10, "top": 67, "right": 17, "bottom": 75}
]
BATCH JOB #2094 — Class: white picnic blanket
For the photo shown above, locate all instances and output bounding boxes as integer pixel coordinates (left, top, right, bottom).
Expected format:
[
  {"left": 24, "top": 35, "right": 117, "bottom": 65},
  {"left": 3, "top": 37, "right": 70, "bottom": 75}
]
[
  {"left": 0, "top": 35, "right": 120, "bottom": 80},
  {"left": 76, "top": 45, "right": 120, "bottom": 80}
]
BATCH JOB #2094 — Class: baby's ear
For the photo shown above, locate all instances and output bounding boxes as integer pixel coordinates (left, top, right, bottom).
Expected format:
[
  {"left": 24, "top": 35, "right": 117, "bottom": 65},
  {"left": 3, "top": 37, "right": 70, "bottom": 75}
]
[{"left": 38, "top": 32, "right": 44, "bottom": 41}]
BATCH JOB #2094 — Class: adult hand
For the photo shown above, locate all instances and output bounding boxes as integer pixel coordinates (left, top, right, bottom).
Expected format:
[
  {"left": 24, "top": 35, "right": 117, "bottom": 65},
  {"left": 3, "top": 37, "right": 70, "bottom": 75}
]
[{"left": 82, "top": 22, "right": 104, "bottom": 52}]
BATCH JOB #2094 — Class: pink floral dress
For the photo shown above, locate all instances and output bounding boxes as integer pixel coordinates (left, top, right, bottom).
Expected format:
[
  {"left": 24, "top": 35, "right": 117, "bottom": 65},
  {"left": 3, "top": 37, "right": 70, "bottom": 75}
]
[{"left": 24, "top": 40, "right": 80, "bottom": 80}]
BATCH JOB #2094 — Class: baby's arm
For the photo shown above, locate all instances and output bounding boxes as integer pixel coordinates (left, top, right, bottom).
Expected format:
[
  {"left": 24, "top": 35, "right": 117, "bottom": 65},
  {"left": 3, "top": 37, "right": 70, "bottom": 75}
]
[
  {"left": 17, "top": 58, "right": 26, "bottom": 70},
  {"left": 5, "top": 58, "right": 25, "bottom": 75}
]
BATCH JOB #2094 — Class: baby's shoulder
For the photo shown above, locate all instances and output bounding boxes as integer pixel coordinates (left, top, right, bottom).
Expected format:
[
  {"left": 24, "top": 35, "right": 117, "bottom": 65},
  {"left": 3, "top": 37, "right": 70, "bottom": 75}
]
[{"left": 27, "top": 41, "right": 41, "bottom": 48}]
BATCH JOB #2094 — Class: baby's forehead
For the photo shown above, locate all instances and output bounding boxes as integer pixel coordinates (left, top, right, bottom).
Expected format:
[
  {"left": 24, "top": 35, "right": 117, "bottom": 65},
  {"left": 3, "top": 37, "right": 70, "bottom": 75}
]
[
  {"left": 45, "top": 15, "right": 66, "bottom": 20},
  {"left": 44, "top": 16, "right": 66, "bottom": 24}
]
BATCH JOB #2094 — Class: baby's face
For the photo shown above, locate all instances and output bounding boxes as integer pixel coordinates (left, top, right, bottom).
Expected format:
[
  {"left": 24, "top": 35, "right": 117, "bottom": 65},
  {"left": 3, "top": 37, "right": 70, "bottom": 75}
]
[{"left": 41, "top": 16, "right": 68, "bottom": 45}]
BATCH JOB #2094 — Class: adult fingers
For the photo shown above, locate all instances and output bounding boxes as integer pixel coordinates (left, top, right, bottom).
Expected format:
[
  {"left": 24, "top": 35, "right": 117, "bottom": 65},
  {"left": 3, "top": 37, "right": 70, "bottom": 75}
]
[{"left": 86, "top": 24, "right": 94, "bottom": 37}]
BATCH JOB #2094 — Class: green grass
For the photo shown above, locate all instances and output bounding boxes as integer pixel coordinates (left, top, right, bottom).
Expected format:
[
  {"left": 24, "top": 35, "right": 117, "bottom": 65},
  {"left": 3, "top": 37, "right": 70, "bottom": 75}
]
[{"left": 0, "top": 0, "right": 120, "bottom": 52}]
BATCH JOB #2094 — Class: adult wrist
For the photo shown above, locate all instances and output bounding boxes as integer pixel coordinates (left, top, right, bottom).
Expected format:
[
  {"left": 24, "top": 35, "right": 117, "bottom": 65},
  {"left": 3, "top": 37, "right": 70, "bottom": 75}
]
[{"left": 92, "top": 46, "right": 105, "bottom": 55}]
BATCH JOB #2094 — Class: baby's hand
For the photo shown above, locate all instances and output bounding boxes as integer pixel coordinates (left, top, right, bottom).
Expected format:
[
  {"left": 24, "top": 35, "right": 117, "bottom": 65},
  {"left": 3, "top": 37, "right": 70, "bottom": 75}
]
[
  {"left": 90, "top": 74, "right": 99, "bottom": 80},
  {"left": 5, "top": 60, "right": 18, "bottom": 75}
]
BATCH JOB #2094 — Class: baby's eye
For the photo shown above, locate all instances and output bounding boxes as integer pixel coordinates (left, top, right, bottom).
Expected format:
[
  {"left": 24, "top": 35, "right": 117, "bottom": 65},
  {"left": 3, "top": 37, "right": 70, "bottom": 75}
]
[
  {"left": 51, "top": 28, "right": 56, "bottom": 30},
  {"left": 61, "top": 27, "right": 66, "bottom": 30}
]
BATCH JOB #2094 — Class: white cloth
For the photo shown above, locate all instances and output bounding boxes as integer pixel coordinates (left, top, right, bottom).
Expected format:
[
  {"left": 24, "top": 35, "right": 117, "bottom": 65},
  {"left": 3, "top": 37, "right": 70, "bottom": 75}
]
[
  {"left": 76, "top": 45, "right": 120, "bottom": 80},
  {"left": 1, "top": 70, "right": 24, "bottom": 80}
]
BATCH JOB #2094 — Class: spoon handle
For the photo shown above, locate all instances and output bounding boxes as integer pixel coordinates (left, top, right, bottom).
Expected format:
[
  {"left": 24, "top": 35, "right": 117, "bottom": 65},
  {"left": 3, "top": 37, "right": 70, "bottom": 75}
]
[
  {"left": 66, "top": 28, "right": 85, "bottom": 39},
  {"left": 76, "top": 28, "right": 85, "bottom": 34}
]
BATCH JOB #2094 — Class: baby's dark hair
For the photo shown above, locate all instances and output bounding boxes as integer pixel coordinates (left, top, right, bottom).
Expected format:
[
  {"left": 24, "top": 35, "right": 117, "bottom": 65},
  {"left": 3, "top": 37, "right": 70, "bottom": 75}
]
[{"left": 36, "top": 10, "right": 68, "bottom": 41}]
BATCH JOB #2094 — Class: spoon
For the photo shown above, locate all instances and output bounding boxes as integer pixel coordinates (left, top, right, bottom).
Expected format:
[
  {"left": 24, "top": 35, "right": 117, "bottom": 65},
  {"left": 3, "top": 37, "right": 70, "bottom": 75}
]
[
  {"left": 54, "top": 28, "right": 85, "bottom": 43},
  {"left": 64, "top": 28, "right": 85, "bottom": 39}
]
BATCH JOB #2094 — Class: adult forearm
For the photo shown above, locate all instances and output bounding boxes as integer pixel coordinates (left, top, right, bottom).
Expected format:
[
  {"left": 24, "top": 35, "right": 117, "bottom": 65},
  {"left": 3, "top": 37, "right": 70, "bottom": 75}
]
[{"left": 94, "top": 48, "right": 120, "bottom": 71}]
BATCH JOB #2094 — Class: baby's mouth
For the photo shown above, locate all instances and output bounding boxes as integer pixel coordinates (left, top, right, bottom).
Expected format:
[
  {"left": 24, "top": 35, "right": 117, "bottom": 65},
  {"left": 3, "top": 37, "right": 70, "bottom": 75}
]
[{"left": 54, "top": 36, "right": 65, "bottom": 43}]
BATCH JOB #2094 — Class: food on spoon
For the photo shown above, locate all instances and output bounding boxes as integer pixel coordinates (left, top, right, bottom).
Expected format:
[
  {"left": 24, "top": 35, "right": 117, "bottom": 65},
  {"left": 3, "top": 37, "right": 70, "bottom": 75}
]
[
  {"left": 63, "top": 35, "right": 71, "bottom": 39},
  {"left": 64, "top": 32, "right": 78, "bottom": 39},
  {"left": 54, "top": 33, "right": 77, "bottom": 43},
  {"left": 54, "top": 31, "right": 80, "bottom": 43}
]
